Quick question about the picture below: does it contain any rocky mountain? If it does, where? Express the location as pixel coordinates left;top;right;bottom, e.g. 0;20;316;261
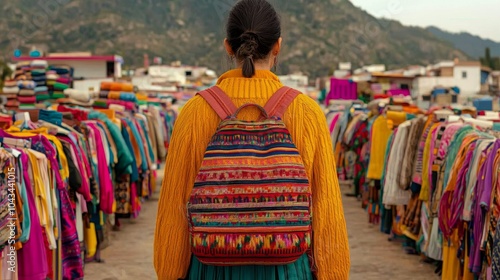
0;0;468;78
427;26;500;59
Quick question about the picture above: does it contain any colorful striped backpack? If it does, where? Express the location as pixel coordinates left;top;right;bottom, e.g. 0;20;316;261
187;86;313;266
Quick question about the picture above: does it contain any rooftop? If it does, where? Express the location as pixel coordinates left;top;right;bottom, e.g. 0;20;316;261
12;52;123;62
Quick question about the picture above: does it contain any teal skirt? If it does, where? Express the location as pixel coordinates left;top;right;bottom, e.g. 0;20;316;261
188;255;313;280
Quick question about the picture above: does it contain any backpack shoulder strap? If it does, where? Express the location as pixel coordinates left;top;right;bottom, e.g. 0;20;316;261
197;86;238;120
264;86;301;118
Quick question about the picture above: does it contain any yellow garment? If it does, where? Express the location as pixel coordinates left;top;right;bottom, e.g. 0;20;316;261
6;127;69;181
27;152;50;230
108;91;121;100
150;172;157;194
97;109;116;120
153;69;350;280
84;223;97;258
367;116;392;180
463;224;474;280
442;230;460;280
98;108;122;130
386;110;407;130
419;123;440;201
136;93;148;101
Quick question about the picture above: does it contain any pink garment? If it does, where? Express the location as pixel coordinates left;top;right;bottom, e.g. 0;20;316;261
387;88;411;97
56;77;71;84
18;152;48;280
58;135;91;201
329;113;340;134
86;123;114;214
437;124;462;162
105;99;135;110
326;78;357;104
130;182;140;218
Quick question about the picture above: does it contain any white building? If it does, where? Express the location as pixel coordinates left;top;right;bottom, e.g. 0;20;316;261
413;60;482;97
132;64;217;92
354;64;386;74
278;73;309;93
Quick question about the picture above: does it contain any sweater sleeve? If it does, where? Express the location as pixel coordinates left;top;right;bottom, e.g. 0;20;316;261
154;99;199;280
307;103;351;280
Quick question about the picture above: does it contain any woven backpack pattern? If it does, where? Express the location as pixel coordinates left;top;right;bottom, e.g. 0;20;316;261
187;86;312;266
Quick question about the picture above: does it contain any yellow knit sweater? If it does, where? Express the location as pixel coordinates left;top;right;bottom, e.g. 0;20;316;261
154;69;350;280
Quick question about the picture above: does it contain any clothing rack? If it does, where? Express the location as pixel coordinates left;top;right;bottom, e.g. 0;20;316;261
0;137;31;149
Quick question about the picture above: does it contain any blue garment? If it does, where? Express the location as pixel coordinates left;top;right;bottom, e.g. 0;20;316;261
442;126;474;189
493;123;500;132
39;109;63;126
119;93;137;102
125;119;148;172
15;151;31;243
138;118;155;164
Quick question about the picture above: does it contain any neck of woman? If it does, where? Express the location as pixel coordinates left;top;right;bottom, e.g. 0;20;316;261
235;58;273;72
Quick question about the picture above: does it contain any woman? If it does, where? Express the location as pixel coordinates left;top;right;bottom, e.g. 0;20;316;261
154;0;350;279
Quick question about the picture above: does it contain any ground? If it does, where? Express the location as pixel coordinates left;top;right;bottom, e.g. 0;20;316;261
84;173;440;280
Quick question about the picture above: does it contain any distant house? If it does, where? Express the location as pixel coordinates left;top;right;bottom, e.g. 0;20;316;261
414;60;483;98
132;63;217;94
278;73;308;90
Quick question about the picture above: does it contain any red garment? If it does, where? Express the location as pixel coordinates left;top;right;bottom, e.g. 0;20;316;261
56;106;88;121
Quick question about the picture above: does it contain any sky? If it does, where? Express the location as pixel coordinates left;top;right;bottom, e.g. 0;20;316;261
350;0;500;42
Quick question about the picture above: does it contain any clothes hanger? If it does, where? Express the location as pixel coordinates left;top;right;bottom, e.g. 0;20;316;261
61;123;84;137
462;116;493;129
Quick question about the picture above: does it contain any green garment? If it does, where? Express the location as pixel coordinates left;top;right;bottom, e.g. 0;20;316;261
188;254;313;280
36;94;52;102
88;111;134;175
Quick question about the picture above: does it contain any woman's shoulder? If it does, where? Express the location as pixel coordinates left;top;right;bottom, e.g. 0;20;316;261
291;92;325;119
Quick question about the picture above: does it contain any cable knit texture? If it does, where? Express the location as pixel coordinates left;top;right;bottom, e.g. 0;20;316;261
154;69;350;280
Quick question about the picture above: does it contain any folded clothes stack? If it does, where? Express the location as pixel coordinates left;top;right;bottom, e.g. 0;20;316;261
18;80;36;109
5;99;20;111
14;61;32;81
98;81;138;110
35;86;51;102
18;80;36;107
45;65;73;102
101;81;134;92
136;92;148;106
2;80;19;95
30;60;50;104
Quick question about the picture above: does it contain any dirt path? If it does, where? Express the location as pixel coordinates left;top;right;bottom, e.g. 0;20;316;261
84;175;440;280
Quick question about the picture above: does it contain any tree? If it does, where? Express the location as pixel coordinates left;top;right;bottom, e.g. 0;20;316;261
480;47;500;70
0;61;13;88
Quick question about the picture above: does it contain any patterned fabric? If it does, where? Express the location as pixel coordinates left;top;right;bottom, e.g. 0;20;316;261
399;116;426;190
411;122;433;185
188;116;312;266
492;220;500;280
